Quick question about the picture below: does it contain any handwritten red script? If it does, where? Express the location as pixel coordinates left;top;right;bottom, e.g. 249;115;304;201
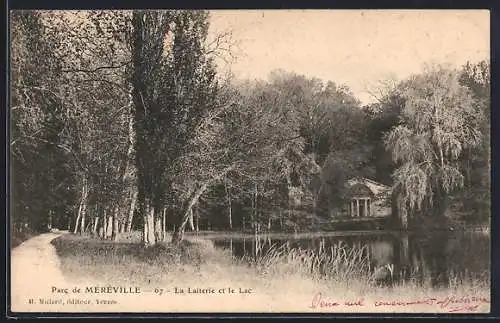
310;293;490;313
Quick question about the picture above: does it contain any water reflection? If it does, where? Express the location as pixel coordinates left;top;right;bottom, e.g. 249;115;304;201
212;231;490;287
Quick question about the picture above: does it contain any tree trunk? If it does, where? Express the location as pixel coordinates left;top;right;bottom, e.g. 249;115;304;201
154;208;162;244
195;207;199;232
81;178;89;234
84;220;92;233
143;211;148;245
47;211;53;230
111;217;119;241
147;206;155;244
93;217;99;235
162;207;167;241
99;209;107;239
225;179;232;229
172;212;190;245
171;167;234;244
122;96;136;233
143;201;155;246
106;214;113;239
74;180;87;234
228;197;232;230
172;181;211;245
251;182;258;233
188;208;195;231
111;207;119;241
398;197;408;230
79;211;85;234
73;213;81;234
79;201;87;234
119;221;125;234
126;191;138;232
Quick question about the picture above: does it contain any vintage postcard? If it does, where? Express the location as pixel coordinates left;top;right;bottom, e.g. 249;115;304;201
9;9;490;314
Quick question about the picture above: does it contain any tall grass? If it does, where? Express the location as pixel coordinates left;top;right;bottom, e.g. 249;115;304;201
46;233;490;312
51;233;232;286
239;239;489;293
242;241;371;284
51;232;489;300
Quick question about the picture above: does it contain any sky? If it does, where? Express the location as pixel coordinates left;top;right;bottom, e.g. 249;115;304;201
208;10;489;105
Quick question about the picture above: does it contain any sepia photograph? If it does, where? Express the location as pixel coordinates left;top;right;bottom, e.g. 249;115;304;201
9;9;491;314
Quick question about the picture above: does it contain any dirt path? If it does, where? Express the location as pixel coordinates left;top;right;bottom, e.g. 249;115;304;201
10;231;69;312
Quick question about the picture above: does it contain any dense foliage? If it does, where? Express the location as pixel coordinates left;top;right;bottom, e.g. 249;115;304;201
10;10;490;246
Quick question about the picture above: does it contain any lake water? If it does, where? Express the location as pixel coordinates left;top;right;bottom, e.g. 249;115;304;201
210;230;490;287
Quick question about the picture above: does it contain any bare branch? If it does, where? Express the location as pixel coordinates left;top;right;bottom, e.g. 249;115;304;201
61;61;131;74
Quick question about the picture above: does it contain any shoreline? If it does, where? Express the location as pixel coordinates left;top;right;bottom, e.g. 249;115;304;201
10;232;491;313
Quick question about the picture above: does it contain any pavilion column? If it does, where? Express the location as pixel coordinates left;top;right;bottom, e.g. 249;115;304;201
364;198;368;217
356;199;360;217
351;200;354;217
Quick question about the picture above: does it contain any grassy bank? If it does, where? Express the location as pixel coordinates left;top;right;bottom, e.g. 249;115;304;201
51;232;239;287
50;232;490;312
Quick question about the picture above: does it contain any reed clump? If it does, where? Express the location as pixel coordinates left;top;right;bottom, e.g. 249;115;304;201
243;241;371;283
